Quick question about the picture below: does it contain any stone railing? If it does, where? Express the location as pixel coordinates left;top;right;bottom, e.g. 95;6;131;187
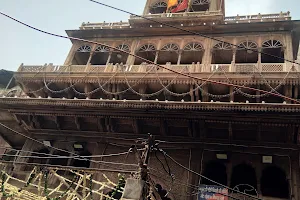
80;21;130;30
17;63;287;74
224;12;291;23
130;10;222;20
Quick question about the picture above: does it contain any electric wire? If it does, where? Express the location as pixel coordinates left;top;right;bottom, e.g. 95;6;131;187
0;122;139;172
161;149;262;200
0;160;134;174
0;11;299;104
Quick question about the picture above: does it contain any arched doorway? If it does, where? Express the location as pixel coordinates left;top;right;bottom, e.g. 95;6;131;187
110;44;130;64
134;44;157;65
181;42;204;64
72;45;91;65
201;161;227;186
157;43;180;65
261;40;284;63
236;41;259;64
230;163;257;195
211;42;233;64
261;166;289;199
90;45;110;65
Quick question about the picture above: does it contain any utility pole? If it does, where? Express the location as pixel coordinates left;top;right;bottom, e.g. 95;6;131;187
121;134;160;200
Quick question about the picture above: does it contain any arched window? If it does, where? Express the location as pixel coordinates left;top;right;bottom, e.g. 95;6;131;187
261;40;284;63
181;42;204;64
212;42;233;64
91;45;110;65
201;161;227;186
191;0;210;12
134;44;157;65
230;163;257;195
72;45;92;65
261;166;289;198
110;44;130;64
149;2;167;14
157;43;180;64
236;41;258;63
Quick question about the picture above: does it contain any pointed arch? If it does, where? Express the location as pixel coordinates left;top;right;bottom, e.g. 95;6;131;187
261;40;284;63
134;44;157;65
181;42;204;64
72;45;92;65
236;41;258;63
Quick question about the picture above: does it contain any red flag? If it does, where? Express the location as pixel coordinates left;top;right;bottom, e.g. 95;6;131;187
171;0;189;13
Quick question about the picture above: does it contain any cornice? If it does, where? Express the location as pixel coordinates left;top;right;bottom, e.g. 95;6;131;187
1;97;300;113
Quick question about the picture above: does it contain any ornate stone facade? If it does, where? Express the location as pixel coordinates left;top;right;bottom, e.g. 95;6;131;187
0;0;300;200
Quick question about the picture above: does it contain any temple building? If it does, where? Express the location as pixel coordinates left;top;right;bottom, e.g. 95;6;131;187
1;0;300;199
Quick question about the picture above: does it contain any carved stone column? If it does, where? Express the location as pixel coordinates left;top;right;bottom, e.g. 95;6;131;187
231;48;236;72
177;50;183;65
154;51;159;64
106;52;112;65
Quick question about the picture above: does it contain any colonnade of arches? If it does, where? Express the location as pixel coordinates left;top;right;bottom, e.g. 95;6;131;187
202;161;289;199
72;39;284;66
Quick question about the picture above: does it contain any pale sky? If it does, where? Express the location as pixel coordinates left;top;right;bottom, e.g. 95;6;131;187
0;0;299;71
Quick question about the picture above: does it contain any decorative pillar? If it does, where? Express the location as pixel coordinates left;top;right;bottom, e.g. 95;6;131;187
84;83;93;99
106;52;112;65
258;47;262;72
294;85;299;100
229;86;234;102
209;0;218;11
190;84;195;102
154;51;159;64
202;85;209;102
87;51;94;65
231;48;236;72
177;50;182;65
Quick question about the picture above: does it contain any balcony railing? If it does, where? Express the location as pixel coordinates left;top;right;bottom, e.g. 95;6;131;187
78;11;290;30
17;63;287;74
224;12;291;23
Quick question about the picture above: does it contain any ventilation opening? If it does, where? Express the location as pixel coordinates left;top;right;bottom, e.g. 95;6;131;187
202;161;227;186
230;163;257;195
261;166;289;199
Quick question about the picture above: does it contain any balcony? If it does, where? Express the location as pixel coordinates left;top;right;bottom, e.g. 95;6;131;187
17;63;287;74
